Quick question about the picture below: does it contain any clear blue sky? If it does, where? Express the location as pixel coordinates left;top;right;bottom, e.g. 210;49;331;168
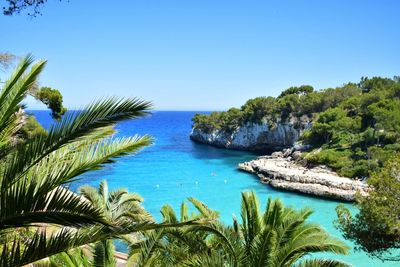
1;0;399;111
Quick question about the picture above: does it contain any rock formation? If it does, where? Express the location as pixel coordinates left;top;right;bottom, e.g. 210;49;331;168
238;150;370;201
190;122;301;151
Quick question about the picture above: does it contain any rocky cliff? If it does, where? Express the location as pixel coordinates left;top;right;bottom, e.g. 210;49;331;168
238;152;370;201
190;122;302;151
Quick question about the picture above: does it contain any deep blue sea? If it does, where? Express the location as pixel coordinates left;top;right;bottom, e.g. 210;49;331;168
33;110;396;267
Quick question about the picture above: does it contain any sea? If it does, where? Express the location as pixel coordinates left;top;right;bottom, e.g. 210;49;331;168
33;110;396;267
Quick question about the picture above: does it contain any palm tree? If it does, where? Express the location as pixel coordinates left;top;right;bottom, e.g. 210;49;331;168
34;247;93;267
132;192;351;267
0;55;197;266
77;180;153;267
128;197;221;267
229;191;351;267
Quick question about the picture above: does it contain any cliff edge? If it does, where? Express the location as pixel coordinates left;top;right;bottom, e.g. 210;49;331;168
190;122;302;151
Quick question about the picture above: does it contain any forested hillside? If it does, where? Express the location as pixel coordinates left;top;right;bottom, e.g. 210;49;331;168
192;77;400;178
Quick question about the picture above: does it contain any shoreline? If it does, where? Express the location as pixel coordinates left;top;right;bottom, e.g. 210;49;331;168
238;153;370;202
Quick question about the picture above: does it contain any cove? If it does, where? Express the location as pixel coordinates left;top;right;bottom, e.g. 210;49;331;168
33;110;397;267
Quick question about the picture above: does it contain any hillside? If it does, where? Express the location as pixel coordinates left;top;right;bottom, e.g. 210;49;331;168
191;77;400;178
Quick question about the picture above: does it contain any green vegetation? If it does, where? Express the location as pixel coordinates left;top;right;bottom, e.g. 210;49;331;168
192;84;360;134
0;55;170;266
78;180;153;267
34;86;67;119
193;75;400;261
193;77;400;178
303;77;400;178
130;191;350;266
336;155;400;262
1;52;67;142
0;56;352;266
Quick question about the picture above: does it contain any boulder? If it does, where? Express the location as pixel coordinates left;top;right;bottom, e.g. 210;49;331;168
292;151;302;161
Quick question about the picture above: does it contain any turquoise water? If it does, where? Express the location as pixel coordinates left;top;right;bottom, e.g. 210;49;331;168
33;110;396;267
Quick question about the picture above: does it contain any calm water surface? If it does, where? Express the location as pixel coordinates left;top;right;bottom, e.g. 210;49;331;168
33;110;396;267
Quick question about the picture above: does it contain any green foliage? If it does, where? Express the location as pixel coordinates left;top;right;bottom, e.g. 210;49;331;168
0;56;207;267
18;114;47;140
192;76;400;178
35;86;67;120
358;76;397;93
131;191;350;267
277;93;300;120
303;77;400;178
76;180;154;267
304;108;359;146
277;85;314;99
129;197;220;266
35;247;92;267
192;108;244;134
0;55;166;266
192;82;360;133
335;155;400;261
241;96;276;123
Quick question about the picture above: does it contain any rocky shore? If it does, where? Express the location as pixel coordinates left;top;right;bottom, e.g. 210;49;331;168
238;150;370;201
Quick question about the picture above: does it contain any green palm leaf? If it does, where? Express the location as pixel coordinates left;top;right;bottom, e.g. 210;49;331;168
0;56;158;266
295;259;352;267
2;97;152;189
0;184;107;230
1;219;202;267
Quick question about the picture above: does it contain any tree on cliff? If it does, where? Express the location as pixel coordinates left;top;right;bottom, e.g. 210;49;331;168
277;85;314;99
35;86;67;119
335;155;400;262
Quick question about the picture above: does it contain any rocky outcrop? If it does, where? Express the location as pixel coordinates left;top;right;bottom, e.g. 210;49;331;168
238;151;370;201
190;122;302;151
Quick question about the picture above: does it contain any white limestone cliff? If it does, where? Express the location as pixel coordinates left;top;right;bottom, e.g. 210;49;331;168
190;122;301;151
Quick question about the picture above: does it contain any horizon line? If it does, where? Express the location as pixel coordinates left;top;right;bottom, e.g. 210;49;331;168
26;109;218;112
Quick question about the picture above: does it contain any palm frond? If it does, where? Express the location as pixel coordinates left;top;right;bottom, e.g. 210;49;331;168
1;219;202;267
2;97;152;189
295;258;352;267
0;184;107;230
271;232;349;266
250;228;277;267
180;250;235;267
92;240;116;267
161;204;178;223
130;230;166;267
188;197;219;220
185;222;241;266
0;108;25;157
0;57;46;134
240;191;261;253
